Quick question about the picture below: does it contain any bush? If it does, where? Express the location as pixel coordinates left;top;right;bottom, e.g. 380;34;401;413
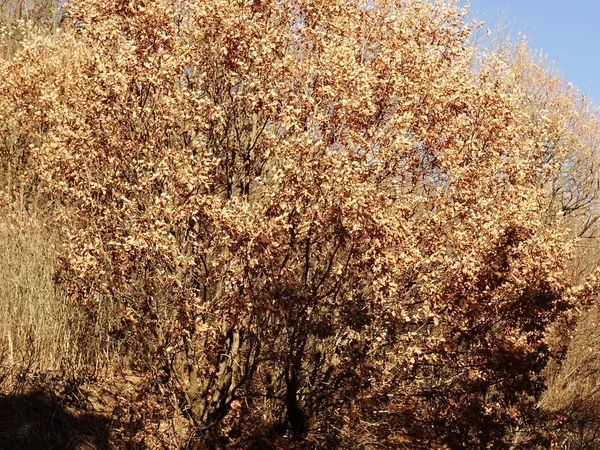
2;0;600;447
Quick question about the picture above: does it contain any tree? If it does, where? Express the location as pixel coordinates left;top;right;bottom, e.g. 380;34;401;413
0;0;63;59
481;37;600;450
1;0;598;447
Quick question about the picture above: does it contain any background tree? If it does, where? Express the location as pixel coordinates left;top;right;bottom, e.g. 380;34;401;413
0;0;63;59
480;35;600;450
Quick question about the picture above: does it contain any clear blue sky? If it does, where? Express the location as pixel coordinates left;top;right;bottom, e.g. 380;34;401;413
469;1;600;104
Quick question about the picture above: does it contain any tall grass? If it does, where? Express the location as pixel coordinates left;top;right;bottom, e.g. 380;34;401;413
0;205;80;390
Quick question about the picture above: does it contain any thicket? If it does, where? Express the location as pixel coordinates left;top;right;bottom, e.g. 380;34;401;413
2;0;600;448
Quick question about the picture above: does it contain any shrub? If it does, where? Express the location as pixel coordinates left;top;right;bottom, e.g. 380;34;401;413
2;0;599;447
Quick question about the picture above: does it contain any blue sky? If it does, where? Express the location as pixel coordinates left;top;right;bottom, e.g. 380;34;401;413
468;1;600;104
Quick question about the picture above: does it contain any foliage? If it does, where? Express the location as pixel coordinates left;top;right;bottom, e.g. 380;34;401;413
2;0;600;448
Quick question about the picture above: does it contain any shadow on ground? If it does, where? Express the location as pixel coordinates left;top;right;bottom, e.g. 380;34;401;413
0;390;110;450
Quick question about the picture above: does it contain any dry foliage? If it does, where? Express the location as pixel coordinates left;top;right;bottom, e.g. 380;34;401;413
0;0;62;60
2;0;600;448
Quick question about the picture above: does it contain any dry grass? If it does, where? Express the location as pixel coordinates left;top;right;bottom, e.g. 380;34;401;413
540;304;600;449
0;206;77;387
0;204;134;448
0;182;132;385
